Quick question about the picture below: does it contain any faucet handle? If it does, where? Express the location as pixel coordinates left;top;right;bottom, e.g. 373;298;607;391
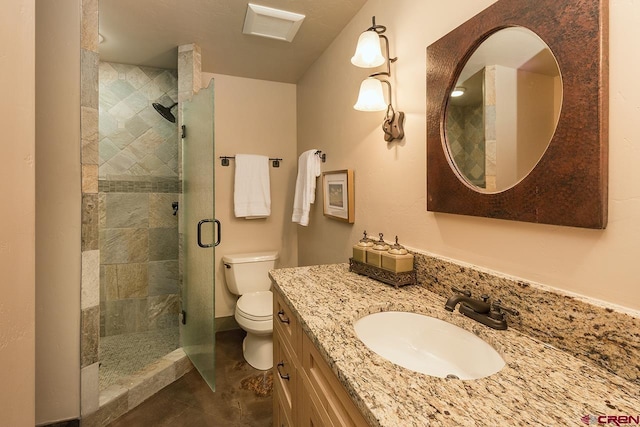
451;286;471;297
491;300;519;316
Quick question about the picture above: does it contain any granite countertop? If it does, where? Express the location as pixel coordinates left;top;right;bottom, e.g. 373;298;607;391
269;264;640;427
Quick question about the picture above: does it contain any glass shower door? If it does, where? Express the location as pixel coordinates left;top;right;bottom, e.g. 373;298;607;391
182;81;216;390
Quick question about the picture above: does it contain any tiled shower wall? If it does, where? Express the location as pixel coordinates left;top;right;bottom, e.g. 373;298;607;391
484;65;498;192
98;62;180;337
446;103;485;187
98;62;178;179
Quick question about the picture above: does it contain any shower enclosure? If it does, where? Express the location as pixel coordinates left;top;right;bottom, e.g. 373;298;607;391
182;81;216;388
97;62;216;391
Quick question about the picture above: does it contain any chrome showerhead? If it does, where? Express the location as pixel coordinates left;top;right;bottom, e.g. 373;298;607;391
152;102;178;123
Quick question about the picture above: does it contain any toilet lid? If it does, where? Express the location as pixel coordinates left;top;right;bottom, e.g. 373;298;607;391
236;291;273;319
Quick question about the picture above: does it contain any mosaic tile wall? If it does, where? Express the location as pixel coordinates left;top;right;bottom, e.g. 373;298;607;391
98;62;180;338
446;103;485;187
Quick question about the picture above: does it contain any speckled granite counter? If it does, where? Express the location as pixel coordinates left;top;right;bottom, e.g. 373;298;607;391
270;264;640;427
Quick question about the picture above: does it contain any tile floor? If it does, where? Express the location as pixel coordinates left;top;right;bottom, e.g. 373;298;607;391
107;329;273;426
100;327;180;389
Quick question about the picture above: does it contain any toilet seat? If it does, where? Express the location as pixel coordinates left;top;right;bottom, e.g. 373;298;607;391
236;291;273;321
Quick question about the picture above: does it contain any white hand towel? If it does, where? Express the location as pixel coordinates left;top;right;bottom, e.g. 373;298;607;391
234;154;271;218
292;149;321;226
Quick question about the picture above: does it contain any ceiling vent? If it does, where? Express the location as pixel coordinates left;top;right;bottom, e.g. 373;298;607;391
242;3;305;42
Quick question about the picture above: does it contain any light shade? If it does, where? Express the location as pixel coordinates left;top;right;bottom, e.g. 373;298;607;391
451;87;466;97
354;78;387;111
351;30;385;68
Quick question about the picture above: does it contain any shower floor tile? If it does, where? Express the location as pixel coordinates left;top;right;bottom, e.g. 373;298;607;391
107;329;272;426
100;327;180;390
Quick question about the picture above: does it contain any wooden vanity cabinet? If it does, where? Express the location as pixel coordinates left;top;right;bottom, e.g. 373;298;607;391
273;291;369;427
273;326;297;427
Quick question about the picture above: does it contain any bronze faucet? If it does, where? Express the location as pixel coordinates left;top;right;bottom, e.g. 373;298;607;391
444;287;519;330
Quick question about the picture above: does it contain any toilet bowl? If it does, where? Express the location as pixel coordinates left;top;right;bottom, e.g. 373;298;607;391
222;251;278;370
235;290;273;370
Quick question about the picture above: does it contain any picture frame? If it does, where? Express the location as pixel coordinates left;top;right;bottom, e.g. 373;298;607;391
322;170;354;223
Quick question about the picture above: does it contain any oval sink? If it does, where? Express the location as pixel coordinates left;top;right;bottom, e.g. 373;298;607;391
354;311;505;380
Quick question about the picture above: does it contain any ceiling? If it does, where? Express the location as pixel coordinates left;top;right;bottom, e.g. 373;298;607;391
99;0;367;83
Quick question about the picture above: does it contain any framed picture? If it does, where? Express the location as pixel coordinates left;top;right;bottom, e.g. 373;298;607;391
322;169;354;223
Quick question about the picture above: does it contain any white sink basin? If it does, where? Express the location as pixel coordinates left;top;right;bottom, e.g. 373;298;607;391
354;311;505;380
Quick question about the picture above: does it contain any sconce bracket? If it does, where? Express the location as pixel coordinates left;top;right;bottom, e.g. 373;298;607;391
368;16;387;34
383;111;405;142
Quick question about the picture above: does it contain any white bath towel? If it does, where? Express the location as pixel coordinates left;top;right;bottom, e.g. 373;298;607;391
234;154;271;218
292;149;321;226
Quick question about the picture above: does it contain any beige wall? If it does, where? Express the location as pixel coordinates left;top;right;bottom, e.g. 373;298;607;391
0;0;36;425
494;65;518;189
517;69;557;180
202;73;298;317
297;0;640;311
35;0;82;423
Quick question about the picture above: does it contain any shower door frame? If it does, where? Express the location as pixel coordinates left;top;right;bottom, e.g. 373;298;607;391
181;80;217;391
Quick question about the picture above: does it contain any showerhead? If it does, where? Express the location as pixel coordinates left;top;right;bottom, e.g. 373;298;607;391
152;102;178;123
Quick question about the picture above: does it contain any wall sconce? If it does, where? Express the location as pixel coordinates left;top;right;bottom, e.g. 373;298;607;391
352;16;405;142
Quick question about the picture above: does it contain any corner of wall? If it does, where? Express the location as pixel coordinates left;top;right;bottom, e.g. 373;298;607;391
1;0;36;425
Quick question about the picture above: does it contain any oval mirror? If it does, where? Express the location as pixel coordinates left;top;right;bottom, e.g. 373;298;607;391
444;27;562;193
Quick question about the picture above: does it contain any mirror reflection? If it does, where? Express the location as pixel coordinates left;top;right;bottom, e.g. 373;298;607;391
445;27;562;193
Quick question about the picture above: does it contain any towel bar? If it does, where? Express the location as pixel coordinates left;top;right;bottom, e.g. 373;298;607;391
219;156;283;167
219;151;325;167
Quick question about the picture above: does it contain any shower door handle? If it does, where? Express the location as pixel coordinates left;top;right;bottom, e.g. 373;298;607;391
197;219;221;248
214;219;221;246
197;219;213;248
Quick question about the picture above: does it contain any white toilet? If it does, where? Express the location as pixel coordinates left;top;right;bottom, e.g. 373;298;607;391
222;251;278;370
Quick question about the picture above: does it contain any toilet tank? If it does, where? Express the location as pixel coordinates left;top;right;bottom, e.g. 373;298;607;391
222;251;279;295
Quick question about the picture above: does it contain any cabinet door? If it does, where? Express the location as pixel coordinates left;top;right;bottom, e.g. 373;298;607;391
274;291;300;355
274;383;295;427
302;334;370;427
300;387;330;427
274;327;297;424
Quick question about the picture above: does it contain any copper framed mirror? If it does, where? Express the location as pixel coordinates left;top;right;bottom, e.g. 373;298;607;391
426;0;608;229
